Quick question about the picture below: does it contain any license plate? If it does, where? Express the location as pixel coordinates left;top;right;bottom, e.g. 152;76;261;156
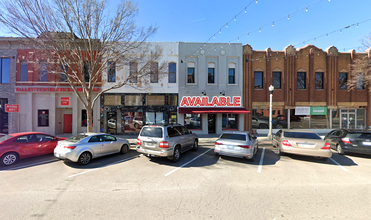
145;142;155;148
362;142;371;146
298;144;315;148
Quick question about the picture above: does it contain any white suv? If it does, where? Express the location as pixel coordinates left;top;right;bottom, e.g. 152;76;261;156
136;125;198;162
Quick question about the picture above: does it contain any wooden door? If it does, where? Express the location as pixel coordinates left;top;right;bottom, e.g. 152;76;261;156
63;114;72;133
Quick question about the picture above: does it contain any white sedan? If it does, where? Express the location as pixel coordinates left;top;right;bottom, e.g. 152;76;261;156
54;133;130;165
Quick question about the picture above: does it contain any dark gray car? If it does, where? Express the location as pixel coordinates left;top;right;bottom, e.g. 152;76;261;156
324;129;371;155
136;125;198;162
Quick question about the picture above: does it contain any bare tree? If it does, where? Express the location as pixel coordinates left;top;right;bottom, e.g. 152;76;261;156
0;0;164;132
348;35;371;92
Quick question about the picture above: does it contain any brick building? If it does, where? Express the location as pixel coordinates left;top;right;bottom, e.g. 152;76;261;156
243;44;370;132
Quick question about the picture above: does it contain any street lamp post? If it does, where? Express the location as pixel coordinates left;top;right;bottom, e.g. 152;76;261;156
268;85;274;140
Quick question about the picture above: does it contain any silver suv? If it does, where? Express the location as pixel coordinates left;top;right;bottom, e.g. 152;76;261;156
136;124;198;162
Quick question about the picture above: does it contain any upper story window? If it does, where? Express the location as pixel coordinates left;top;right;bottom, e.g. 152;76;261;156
0;58;11;84
272;72;281;89
129;61;137;83
297;72;306;89
254;71;263;89
356;73;365;90
228;63;236;84
208;62;215;84
150;62;158;83
83;62;89;82
187;62;195;84
20;60;28;81
61;64;68;82
107;62;116;82
339;72;348;90
315;72;324;89
168;62;176;83
39;61;47;82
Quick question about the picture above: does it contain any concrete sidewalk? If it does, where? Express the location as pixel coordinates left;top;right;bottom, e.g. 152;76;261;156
56;133;273;146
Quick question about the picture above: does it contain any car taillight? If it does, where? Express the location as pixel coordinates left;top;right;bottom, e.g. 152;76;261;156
282;140;292;147
159;141;169;148
215;142;223;145
342;138;351;144
238;145;251;148
321;143;331;149
64;146;76;149
137;138;141;145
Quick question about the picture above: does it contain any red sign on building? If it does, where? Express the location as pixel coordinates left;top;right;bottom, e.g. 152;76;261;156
5;104;19;112
61;97;69;106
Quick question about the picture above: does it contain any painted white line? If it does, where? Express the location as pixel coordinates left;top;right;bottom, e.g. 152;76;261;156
165;148;213;177
0;159;59;172
257;147;265;173
69;155;140;178
329;157;348;172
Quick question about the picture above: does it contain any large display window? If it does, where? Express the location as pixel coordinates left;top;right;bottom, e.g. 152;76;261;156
184;114;201;130
222;114;237;130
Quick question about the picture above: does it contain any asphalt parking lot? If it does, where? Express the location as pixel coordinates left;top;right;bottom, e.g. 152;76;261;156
1;137;371;219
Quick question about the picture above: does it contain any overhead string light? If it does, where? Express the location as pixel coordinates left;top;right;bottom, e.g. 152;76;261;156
292;17;371;47
186;0;332;62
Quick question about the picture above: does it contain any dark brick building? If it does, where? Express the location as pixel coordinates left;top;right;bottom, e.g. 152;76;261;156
243;44;370;132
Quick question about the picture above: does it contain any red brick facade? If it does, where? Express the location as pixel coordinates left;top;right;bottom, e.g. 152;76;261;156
243;44;371;131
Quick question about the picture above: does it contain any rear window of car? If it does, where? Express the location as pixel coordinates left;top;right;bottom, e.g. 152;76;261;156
140;127;163;138
347;133;371;139
220;133;246;141
0;135;13;142
284;132;321;139
65;134;89;143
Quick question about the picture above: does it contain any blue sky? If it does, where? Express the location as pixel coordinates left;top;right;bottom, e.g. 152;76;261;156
132;0;371;52
1;0;370;52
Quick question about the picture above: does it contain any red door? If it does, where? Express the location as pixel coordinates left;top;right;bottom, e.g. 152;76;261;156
63;114;72;133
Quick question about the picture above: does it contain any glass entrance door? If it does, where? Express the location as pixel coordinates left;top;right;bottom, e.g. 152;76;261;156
341;112;356;129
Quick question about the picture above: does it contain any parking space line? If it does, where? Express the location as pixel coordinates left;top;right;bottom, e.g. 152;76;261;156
68;155;140;178
0;159;59;172
165;149;212;177
257;147;265;173
329;157;348;172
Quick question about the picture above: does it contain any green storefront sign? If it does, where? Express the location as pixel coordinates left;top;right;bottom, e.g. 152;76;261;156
310;107;327;115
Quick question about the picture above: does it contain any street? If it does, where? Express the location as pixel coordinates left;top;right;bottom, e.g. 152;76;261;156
1;142;370;220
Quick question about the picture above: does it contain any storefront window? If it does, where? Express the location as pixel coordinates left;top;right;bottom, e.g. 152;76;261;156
169;113;177;125
222;114;237;130
184;114;201;130
146;95;165;106
122;112;143;133
252;108;287;129
125;95;142;106
38;110;49;127
107;111;117;134
146;112;164;125
168;95;177;106
104;95;121;106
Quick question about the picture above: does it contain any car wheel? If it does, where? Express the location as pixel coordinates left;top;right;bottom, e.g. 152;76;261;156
1;152;18;166
120;144;129;154
78;152;92;165
277;146;284;156
192;139;198;151
259;124;268;129
276;124;283;129
336;145;344;155
168;146;181;162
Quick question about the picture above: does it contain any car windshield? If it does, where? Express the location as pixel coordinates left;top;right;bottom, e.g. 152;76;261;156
65;134;89;143
220;133;246;141
140;127;163;138
347;133;371;139
0;135;13;142
284;132;321;139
